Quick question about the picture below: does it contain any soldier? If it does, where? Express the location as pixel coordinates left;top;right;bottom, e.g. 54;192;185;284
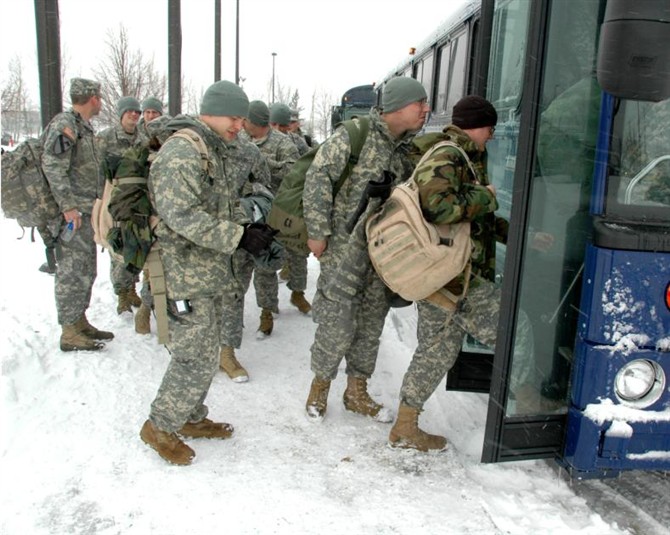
288;108;311;155
268;102;313;315
241;100;300;337
387;96;537;451
139;80;276;465
137;96;164;146
97;96;144;315
41;77;114;352
303;77;430;422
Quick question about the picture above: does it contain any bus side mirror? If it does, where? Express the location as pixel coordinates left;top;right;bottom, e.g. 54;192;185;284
597;0;670;102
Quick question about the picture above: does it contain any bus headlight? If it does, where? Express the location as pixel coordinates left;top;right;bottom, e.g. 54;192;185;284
614;359;665;408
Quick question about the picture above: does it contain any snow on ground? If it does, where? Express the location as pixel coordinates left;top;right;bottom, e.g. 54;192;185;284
0;217;653;535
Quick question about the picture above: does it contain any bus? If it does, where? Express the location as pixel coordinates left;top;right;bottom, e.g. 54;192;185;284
330;84;376;132
376;0;670;477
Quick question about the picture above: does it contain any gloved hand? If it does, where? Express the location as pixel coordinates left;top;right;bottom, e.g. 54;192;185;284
237;223;276;256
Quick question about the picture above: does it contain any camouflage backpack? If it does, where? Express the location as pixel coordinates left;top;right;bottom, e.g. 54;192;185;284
1;138;61;232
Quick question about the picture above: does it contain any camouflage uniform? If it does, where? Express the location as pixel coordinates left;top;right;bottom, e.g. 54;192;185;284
240;128;300;315
147;115;247;432
304;108;417;380
219;136;272;348
97;123;143;294
41;105;102;326
289;130;310;156
399;126;533;409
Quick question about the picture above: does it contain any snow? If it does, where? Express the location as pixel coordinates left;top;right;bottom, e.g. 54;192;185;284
0;217;656;535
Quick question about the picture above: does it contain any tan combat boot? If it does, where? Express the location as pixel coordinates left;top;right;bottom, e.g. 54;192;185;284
290;291;312;314
134;303;151;335
219;346;249;383
60;323;105;352
140;419;195;465
305;376;331;421
116;289;132;314
279;263;289;281
342;375;393;423
388;403;448;452
76;314;114;340
127;286;142;307
258;308;274;336
178;418;234;440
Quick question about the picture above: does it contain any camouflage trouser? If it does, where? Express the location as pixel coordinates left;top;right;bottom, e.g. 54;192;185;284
55;214;97;325
310;268;390;380
399;279;534;408
220;250;253;348
149;294;223;432
109;251;138;294
286;250;308;292
253;267;279;313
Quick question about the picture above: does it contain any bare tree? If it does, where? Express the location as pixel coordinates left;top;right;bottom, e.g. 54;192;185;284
93;24;167;128
311;88;336;142
1;55;40;141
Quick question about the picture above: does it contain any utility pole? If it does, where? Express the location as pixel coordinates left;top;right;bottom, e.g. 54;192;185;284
168;0;182;115
34;0;62;129
271;52;277;103
214;0;221;81
235;0;240;85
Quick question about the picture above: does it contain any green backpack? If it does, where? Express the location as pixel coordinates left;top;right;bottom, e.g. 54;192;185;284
267;116;370;254
1;138;61;232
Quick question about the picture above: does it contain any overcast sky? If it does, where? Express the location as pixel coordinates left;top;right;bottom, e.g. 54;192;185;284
1;0;466;117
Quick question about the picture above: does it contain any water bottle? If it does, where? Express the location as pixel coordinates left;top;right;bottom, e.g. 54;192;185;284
61;220;76;242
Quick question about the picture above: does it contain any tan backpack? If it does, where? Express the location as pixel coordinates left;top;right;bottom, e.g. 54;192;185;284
366;140;477;308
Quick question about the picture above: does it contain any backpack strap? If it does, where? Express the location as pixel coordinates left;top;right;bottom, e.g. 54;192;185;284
170;128;211;176
410;140;479;185
146;245;169;345
333;116;370;196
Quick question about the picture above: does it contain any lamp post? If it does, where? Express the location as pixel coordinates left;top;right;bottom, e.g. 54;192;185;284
271;52;277;103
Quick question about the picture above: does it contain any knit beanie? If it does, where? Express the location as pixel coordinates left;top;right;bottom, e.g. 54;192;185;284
452;96;498;129
382;77;427;113
116;96;141;119
200;80;249;117
248;100;270;126
141;97;163;115
269;103;291;126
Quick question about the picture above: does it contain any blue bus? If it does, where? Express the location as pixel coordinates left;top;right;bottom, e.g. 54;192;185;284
330;84;376;133
376;0;670;477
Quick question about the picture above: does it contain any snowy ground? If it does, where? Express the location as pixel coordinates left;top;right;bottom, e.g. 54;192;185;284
0;217;667;535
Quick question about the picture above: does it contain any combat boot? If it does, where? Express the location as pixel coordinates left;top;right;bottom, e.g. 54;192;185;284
75;314;114;341
290;291;312;314
388;403;447;452
342;375;393;423
219;346;249;383
116;289;133;315
258;308;274;336
140;420;195;465
178;418;234;439
127;286;142;307
134;303;151;335
60;324;105;352
305;376;331;421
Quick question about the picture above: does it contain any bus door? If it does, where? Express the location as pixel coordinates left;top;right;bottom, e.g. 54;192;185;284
444;0;607;463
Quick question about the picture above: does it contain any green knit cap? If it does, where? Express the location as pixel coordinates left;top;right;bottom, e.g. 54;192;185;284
141;97;163;114
248;100;270;126
116;96;141;119
269;103;291;126
200;80;249;117
382;77;427;113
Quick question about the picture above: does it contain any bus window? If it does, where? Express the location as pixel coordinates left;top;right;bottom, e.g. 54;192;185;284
435;29;468;118
419;52;434;107
607;98;670;218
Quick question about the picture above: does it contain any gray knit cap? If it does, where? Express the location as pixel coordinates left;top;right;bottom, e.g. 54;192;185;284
141;97;163;115
69;78;101;100
382;77;427;113
200;80;249;117
248;100;270;126
269;103;291;126
116;96;141;119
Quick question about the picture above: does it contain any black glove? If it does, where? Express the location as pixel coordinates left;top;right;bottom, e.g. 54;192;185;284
237;223;276;256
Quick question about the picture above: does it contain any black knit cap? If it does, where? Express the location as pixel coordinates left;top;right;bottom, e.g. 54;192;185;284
452;95;498;129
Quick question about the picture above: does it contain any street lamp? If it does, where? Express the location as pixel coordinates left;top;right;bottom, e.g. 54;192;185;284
271;52;277;103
